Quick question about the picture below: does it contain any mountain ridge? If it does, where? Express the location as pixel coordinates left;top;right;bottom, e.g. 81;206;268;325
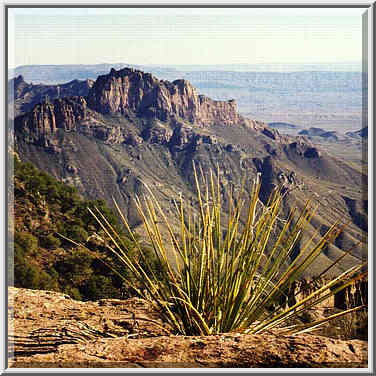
86;67;253;128
12;67;367;276
9;64;363;135
8;75;93;119
14;67;267;150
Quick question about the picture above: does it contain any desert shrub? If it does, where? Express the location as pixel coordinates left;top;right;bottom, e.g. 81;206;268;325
82;275;121;301
13;242;25;258
54;249;93;286
14;260;41;289
46;266;59;281
13;159;144;301
37;270;60;291
91;166;367;336
65;225;88;243
40;233;61;249
63;286;82;301
13;252;58;291
14;232;38;254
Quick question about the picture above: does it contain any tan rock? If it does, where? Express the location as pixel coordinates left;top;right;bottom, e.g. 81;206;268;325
8;287;368;369
87;67;253;128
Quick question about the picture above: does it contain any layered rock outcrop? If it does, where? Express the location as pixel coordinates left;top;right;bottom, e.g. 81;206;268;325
11;75;29;100
87;68;157;115
8;287;368;368
87;67;248;127
15;97;89;145
9;75;94;119
14;67;263;149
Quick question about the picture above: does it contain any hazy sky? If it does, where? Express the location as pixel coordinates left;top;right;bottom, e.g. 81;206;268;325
8;7;365;68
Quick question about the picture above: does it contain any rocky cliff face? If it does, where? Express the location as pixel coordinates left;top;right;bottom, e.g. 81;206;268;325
10;75;30;100
87;67;250;127
14;67;263;148
14;97;89;146
9;75;94;119
87;68;157;115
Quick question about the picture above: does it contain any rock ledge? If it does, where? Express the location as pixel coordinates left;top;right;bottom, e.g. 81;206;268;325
8;287;368;368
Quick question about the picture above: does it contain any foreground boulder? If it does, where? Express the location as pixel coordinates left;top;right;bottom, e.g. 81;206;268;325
8;287;368;368
8;287;367;368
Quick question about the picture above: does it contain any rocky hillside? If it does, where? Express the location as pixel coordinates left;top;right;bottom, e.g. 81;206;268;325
11;156;164;301
12;67;367;277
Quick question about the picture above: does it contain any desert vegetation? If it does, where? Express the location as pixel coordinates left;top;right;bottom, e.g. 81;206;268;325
11;157;367;339
90;164;367;336
11;158;164;301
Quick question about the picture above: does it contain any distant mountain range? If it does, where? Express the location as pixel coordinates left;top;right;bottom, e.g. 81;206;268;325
299;127;368;142
9;62;362;82
299;127;344;141
10;66;367;277
9;63;363;132
346;127;368;140
9;64;363;90
268;122;299;130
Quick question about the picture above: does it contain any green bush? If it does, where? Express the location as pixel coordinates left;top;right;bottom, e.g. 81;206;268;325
83;275;121;301
37;270;60;291
66;225;88;243
54;249;93;286
14;259;40;289
14;232;38;254
13;242;25;258
63;286;82;301
13;253;58;291
46;266;59;281
13;159;142;301
40;233;61;249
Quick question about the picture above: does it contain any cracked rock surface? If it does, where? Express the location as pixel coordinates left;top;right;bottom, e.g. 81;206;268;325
8;287;367;368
